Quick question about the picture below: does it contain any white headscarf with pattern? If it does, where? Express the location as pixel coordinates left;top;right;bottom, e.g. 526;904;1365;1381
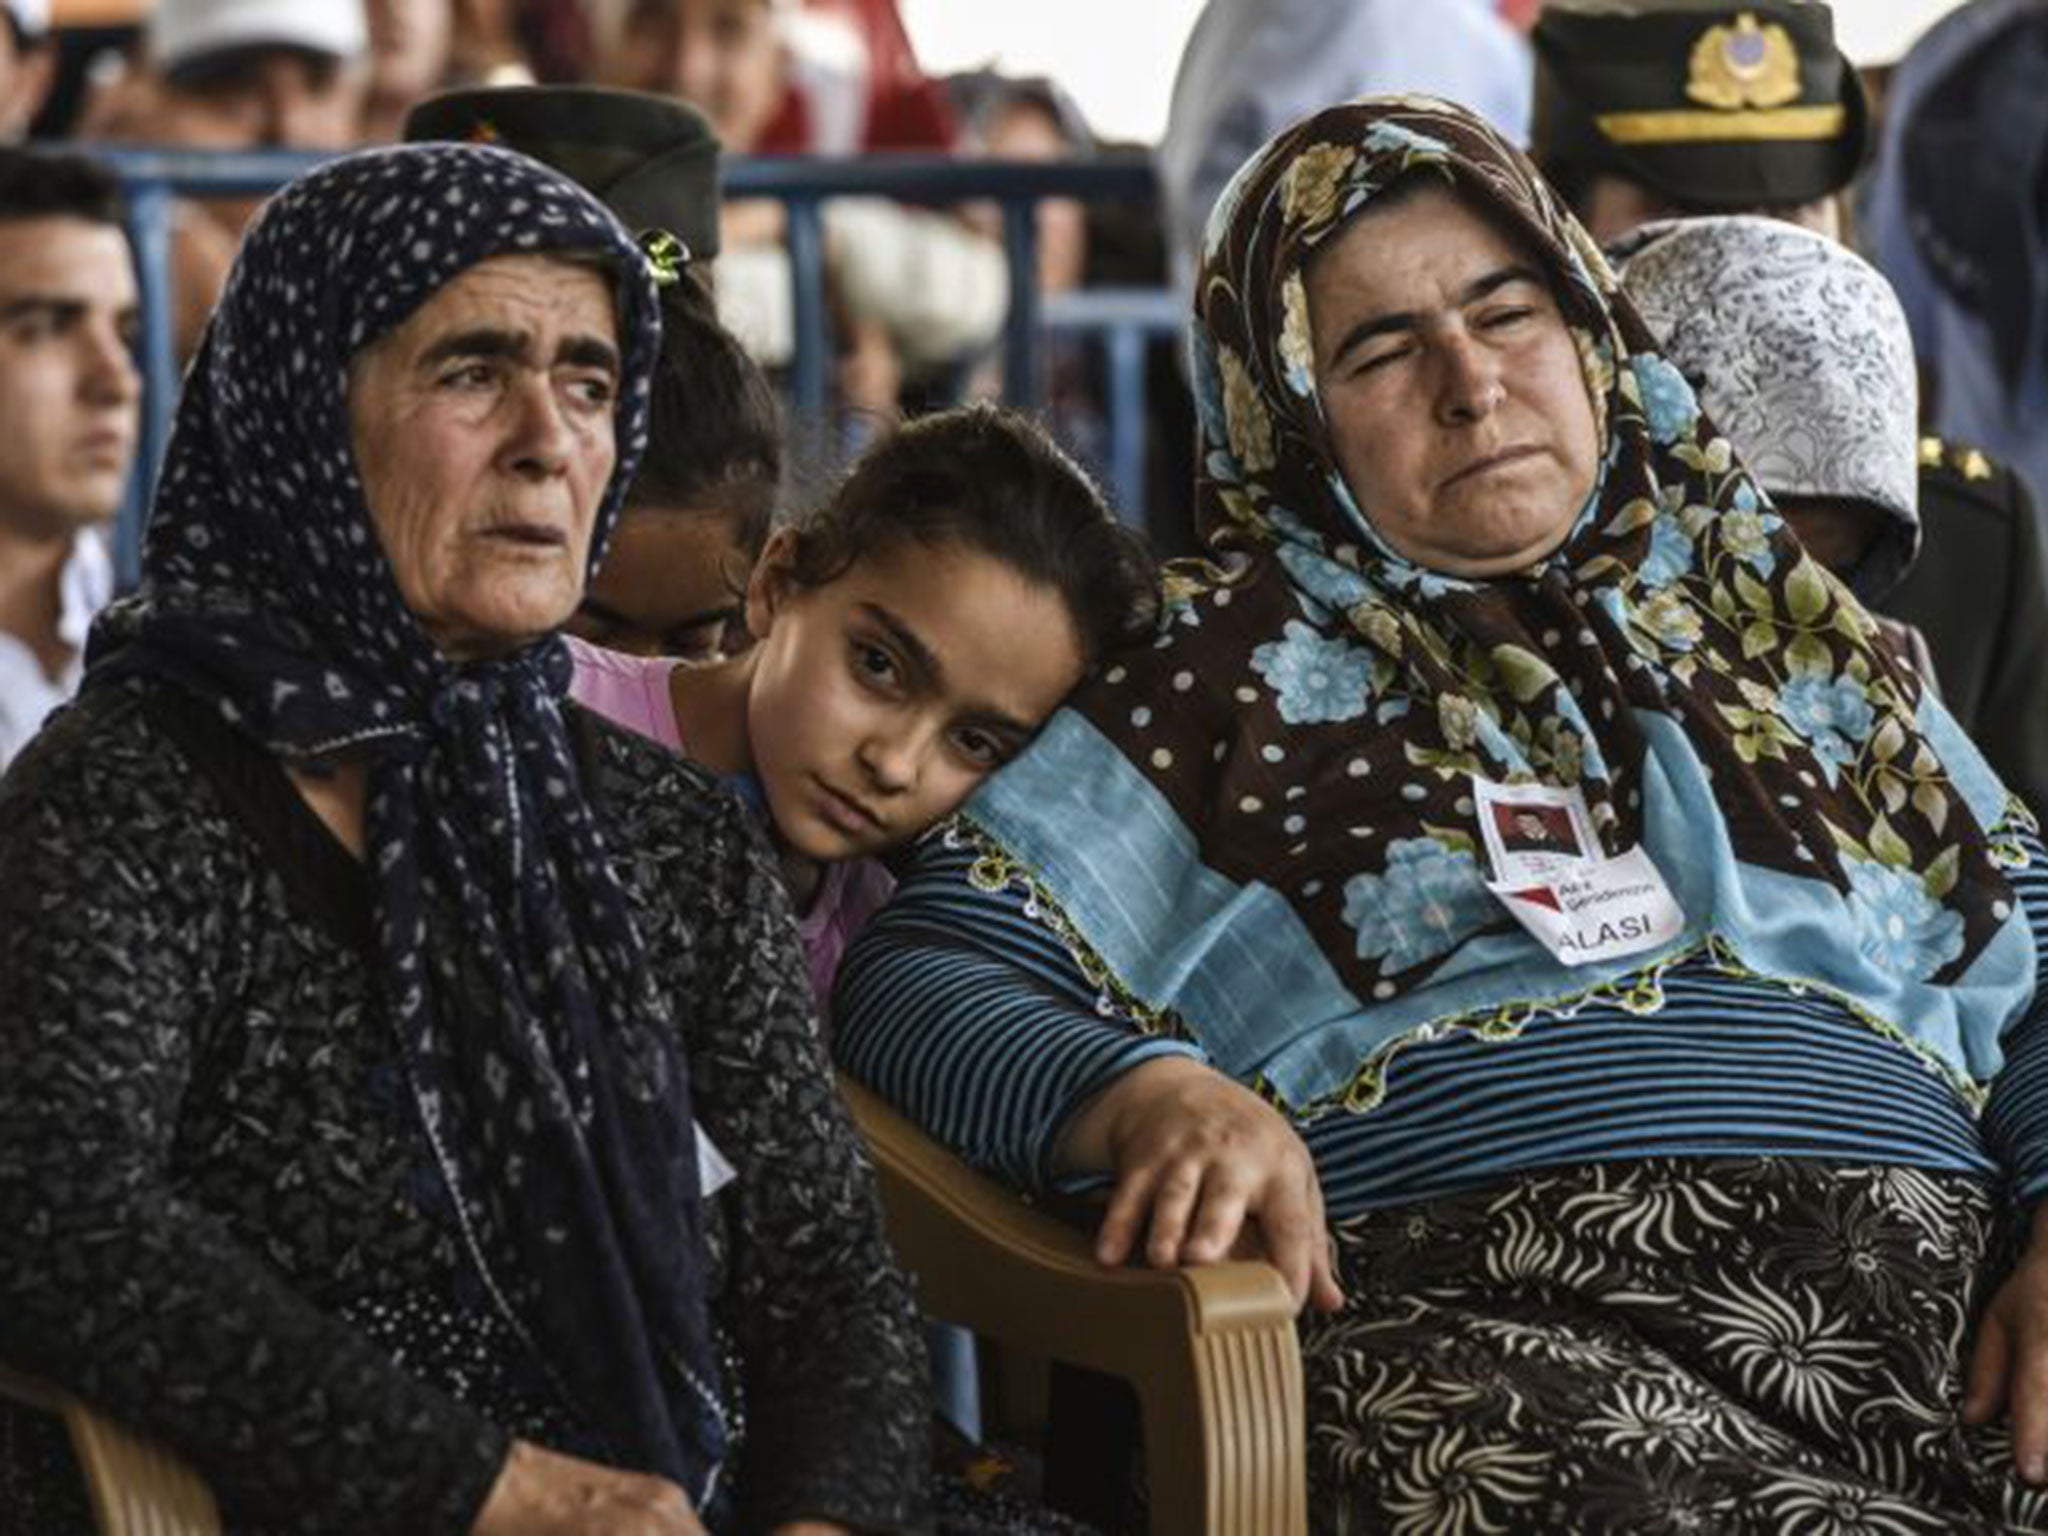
1615;215;1921;598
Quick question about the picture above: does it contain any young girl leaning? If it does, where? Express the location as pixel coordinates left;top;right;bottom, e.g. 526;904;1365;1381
569;401;1161;1014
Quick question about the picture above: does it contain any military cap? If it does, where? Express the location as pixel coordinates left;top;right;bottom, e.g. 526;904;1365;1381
1533;2;1868;210
404;86;724;263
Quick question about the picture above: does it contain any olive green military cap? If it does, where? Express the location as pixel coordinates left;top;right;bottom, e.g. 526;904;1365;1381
404;85;724;262
1532;2;1868;209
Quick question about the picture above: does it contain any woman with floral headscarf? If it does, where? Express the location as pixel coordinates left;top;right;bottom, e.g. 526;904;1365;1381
0;143;925;1535
838;94;2048;1528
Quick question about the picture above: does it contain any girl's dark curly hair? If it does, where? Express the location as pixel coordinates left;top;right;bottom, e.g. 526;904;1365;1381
784;403;1161;668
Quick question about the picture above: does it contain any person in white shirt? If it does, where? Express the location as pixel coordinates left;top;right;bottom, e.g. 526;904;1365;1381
0;148;139;771
1157;0;1534;300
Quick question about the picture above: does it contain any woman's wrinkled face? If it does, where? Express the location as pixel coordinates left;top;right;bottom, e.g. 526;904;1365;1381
1304;182;1601;577
349;253;622;659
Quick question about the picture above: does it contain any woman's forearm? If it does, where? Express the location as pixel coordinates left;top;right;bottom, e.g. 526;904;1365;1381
834;840;1204;1192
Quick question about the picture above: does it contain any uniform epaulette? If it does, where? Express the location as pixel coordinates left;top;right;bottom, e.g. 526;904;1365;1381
1919;434;1999;483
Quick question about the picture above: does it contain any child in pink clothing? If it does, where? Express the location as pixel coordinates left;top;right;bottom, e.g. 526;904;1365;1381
567;633;895;1010
569;405;1159;1017
566;638;687;753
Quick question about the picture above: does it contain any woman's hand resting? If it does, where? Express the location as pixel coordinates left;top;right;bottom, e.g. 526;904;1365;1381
1968;1201;2048;1483
1054;1055;1345;1314
472;1441;706;1536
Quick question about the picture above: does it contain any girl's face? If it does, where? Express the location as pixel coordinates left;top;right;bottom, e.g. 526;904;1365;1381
743;533;1088;862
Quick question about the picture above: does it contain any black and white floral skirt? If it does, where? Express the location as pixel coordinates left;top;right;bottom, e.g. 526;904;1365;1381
1303;1157;2048;1534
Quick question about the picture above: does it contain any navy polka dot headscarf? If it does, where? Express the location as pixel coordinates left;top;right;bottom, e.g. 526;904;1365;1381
89;144;729;1502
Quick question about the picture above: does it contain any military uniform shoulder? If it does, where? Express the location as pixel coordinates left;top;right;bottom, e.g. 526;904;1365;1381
1918;433;2027;519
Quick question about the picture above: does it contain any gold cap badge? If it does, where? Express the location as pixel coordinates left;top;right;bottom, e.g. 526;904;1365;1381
1686;12;1803;111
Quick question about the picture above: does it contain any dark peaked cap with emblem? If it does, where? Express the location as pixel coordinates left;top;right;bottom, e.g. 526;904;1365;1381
403;85;724;261
1533;1;1868;209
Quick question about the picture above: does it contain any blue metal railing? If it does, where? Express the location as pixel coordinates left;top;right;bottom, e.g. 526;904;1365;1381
95;146;1184;585
1037;284;1184;521
101;147;328;583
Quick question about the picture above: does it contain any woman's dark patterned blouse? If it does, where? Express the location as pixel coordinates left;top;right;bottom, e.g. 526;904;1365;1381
0;676;930;1535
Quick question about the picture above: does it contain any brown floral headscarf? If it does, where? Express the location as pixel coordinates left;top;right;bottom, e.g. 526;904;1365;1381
965;95;2031;1117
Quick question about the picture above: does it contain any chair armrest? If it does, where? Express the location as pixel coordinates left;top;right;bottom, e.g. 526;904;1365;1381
0;1364;223;1536
839;1074;1307;1536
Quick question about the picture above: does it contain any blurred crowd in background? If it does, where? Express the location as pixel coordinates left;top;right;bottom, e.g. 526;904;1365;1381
1;0;2041;768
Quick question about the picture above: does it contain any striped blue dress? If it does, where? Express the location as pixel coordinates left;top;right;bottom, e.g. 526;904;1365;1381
837;822;2048;1219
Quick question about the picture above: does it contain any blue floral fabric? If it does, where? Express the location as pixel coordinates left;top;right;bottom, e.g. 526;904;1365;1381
967;96;2032;1115
84;146;731;1504
1779;674;1877;785
1252;621;1375;724
1632;353;1699;445
1640;517;1696;588
1343;839;1496;973
1844;857;1968;980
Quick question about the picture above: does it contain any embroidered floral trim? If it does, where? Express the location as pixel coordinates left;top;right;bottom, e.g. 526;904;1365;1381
1702;937;1988;1111
1323;949;1700;1118
1325;931;1990;1119
949;817;1194;1044
1992;795;2041;870
947;815;2004;1124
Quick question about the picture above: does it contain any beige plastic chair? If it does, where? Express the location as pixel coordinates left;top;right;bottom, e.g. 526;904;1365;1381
0;1364;222;1536
838;1075;1309;1536
1;1085;1310;1536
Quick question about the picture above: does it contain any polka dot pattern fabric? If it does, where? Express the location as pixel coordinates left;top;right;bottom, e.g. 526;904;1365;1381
85;144;731;1503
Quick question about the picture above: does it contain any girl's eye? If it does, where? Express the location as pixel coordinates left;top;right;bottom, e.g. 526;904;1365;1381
852;640;900;688
565;375;615;411
1479;305;1536;331
443;362;496;390
952;728;1006;769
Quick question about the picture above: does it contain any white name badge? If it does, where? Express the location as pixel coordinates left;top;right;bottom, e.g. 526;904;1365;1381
1472;775;1684;968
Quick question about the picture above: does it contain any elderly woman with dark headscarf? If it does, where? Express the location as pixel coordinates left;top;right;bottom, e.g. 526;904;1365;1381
0;142;925;1536
839;95;2048;1529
